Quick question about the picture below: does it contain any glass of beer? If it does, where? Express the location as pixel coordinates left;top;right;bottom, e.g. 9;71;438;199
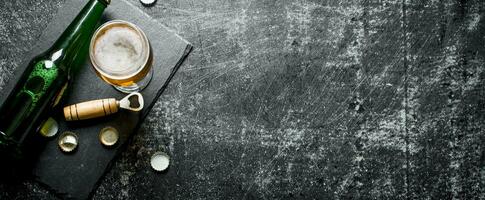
89;20;153;93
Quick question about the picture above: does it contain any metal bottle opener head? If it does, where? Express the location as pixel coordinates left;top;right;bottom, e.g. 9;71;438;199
118;92;144;111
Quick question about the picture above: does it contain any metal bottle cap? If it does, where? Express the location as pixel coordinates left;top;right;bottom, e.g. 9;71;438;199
39;117;59;137
140;0;156;6
99;126;119;147
150;152;170;172
58;131;78;153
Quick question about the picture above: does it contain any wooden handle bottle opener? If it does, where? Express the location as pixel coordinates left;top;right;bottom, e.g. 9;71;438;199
64;92;144;121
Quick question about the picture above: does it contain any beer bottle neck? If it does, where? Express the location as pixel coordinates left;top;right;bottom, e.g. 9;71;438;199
50;0;108;70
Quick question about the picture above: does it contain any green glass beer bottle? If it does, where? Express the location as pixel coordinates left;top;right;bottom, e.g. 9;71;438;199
0;0;110;156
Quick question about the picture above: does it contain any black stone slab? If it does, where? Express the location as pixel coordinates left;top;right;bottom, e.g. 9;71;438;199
0;0;192;199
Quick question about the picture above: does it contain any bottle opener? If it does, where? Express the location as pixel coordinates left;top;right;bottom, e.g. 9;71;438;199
63;92;144;121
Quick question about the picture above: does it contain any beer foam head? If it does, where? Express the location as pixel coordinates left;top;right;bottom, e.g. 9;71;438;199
93;25;147;77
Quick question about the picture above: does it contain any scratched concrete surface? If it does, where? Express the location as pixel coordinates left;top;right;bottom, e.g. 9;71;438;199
1;0;485;199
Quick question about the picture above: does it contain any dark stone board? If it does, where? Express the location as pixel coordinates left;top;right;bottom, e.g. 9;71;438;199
0;0;191;199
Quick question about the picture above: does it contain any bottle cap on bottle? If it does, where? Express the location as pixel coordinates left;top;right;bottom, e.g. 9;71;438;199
58;131;78;153
99;126;119;147
101;0;111;5
150;152;170;172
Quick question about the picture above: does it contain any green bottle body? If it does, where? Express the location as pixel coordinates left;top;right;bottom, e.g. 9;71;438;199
0;0;109;155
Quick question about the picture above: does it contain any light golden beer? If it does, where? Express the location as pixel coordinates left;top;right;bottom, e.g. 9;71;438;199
90;20;152;93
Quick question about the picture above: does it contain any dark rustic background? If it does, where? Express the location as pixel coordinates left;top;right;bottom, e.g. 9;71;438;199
1;0;485;199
